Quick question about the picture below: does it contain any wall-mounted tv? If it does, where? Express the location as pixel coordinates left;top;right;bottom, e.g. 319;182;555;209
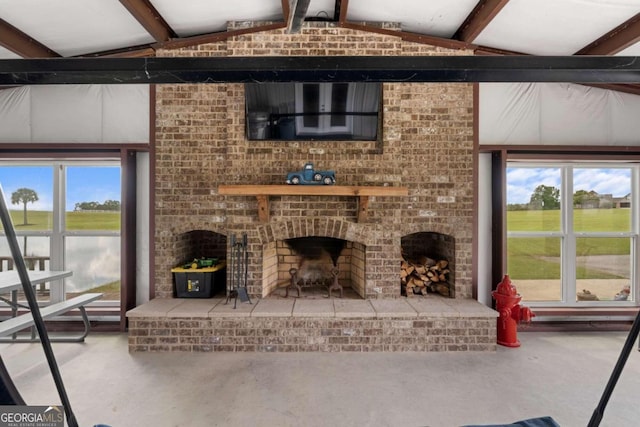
245;82;381;141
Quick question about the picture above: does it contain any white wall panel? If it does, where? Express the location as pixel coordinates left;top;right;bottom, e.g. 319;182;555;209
610;90;640;144
479;83;540;145
480;83;640;146
0;86;31;142
103;85;150;143
539;84;609;144
31;85;102;143
0;85;149;144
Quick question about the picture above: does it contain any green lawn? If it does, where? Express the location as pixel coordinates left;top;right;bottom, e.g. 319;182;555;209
7;210;120;231
507;208;631;280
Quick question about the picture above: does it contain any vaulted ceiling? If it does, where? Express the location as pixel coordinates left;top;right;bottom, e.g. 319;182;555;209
1;0;640;91
2;0;640;59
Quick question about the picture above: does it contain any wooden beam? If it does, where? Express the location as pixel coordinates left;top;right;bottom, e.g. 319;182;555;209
156;23;287;50
357;196;370;223
339;22;474;51
118;0;176;42
78;45;156;58
336;0;349;24
454;0;510;43
0;18;59;58
282;0;291;23
287;0;311;34
256;195;269;223
587;83;640;97
576;12;640;55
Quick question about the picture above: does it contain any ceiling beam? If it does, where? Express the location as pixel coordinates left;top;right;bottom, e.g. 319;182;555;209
576;12;640;55
339;22;474;50
282;0;290;23
2;55;640;85
0;18;59;58
155;23;287;50
287;0;311;33
118;0;176;42
454;0;510;42
78;45;156;58
588;83;640;96
336;0;348;23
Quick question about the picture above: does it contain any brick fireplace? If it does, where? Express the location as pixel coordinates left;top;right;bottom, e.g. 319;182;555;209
127;22;497;352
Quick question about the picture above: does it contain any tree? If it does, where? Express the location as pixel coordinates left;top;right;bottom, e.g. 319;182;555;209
529;185;560;210
11;188;38;225
573;189;600;208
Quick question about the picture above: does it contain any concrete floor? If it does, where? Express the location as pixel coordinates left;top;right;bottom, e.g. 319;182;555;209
0;331;639;427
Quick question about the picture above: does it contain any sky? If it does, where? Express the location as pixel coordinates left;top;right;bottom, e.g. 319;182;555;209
507;167;632;204
0;165;120;211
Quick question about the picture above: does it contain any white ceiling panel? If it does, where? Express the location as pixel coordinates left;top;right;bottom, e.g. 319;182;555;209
474;0;640;55
0;46;20;59
306;0;337;21
0;0;155;56
150;0;284;37
347;0;478;37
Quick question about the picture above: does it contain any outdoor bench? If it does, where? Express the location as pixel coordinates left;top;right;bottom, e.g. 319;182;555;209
0;292;103;343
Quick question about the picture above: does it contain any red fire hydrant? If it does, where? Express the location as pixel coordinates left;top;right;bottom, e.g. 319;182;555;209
492;275;534;347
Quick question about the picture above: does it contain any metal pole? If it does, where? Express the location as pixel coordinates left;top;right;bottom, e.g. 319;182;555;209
587;308;640;427
0;185;78;427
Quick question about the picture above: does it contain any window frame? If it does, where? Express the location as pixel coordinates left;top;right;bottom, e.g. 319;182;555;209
0;159;121;308
506;160;639;308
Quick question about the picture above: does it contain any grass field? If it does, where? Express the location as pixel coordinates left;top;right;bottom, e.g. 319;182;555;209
7;210;120;231
507;208;631;280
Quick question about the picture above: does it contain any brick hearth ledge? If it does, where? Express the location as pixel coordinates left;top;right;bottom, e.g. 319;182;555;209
127;298;498;352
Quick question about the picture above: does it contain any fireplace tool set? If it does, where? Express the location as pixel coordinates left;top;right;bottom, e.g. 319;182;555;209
225;232;252;309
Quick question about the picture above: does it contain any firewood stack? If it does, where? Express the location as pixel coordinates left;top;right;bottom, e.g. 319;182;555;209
401;255;450;297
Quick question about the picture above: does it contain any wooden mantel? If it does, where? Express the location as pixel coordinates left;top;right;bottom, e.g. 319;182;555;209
218;185;408;223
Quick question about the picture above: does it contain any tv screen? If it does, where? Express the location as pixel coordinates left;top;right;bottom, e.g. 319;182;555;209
245;82;381;141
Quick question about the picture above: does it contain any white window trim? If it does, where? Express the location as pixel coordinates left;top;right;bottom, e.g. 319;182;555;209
507;161;639;308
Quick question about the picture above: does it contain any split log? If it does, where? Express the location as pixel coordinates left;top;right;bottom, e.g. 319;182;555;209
414;264;427;275
435;284;449;297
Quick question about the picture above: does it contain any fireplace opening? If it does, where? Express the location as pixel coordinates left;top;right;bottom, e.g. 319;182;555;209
262;236;366;299
401;232;455;298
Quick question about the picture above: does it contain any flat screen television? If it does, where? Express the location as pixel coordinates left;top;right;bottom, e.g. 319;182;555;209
245;82;381;141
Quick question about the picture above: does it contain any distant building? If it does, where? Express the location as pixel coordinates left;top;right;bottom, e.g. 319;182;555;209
612;193;631;209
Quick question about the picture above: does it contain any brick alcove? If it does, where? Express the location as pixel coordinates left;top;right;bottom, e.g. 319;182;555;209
401;231;456;298
172;230;227;267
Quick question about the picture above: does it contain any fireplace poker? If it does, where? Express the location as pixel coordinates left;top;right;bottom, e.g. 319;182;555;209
225;233;251;308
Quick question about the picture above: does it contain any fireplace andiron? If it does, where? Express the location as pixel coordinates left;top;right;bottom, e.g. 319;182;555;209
285;266;343;298
226;233;252;309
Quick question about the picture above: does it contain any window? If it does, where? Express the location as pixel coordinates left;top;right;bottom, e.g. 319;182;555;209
245;82;381;141
506;163;637;306
0;161;121;305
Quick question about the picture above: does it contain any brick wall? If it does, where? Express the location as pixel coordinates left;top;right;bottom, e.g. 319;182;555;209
154;22;475;300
